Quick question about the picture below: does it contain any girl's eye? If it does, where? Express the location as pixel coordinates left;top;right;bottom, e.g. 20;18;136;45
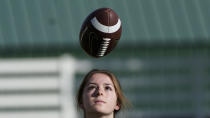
105;86;112;91
88;86;96;90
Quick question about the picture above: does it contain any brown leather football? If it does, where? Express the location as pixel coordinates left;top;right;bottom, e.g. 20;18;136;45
79;8;122;58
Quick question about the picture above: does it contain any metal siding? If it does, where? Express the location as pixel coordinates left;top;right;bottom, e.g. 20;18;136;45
0;0;210;52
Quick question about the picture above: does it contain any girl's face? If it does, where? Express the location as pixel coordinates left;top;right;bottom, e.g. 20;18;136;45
82;73;120;115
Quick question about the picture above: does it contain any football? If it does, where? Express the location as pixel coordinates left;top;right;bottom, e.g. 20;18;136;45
79;8;122;58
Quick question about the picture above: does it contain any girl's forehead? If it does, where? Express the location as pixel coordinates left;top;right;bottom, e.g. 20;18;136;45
87;73;114;85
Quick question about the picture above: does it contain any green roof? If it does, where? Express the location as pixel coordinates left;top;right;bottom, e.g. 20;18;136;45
0;0;209;55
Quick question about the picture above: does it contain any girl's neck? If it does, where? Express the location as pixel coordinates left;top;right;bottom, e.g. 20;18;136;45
85;112;114;118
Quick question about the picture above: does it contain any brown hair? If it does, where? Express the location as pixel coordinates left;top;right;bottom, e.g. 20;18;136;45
76;69;130;114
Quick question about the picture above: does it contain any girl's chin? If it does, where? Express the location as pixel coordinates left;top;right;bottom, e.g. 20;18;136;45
90;106;106;113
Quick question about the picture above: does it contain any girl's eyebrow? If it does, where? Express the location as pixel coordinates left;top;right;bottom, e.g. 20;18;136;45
88;83;97;85
88;83;113;86
104;83;114;87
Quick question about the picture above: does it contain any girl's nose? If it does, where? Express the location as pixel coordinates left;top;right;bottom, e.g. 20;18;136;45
95;88;104;96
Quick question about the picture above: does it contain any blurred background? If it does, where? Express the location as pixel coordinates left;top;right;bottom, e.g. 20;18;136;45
0;0;209;118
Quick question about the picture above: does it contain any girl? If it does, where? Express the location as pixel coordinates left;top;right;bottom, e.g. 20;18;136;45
76;69;130;118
